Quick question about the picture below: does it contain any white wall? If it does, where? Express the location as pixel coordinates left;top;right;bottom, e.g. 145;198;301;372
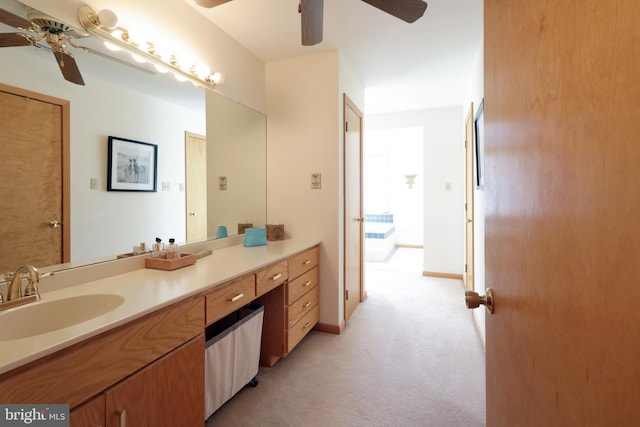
266;51;364;328
1;48;204;261
366;107;465;275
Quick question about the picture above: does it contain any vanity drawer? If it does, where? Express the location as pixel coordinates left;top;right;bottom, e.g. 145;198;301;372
287;266;319;305
287;305;319;353
205;275;256;325
256;261;288;296
288;246;319;280
287;285;319;329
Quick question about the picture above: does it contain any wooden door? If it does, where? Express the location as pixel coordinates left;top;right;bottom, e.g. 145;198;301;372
344;94;364;321
105;336;204;426
464;103;474;291
0;84;69;272
185;131;207;242
485;1;640;425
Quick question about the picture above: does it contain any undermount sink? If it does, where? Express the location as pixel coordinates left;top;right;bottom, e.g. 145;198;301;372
0;294;125;341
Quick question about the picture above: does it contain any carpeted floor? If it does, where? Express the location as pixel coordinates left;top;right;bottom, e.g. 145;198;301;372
205;249;486;426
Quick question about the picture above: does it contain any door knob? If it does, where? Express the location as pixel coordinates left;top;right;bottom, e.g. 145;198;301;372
465;289;494;314
49;220;61;229
189;211;197;216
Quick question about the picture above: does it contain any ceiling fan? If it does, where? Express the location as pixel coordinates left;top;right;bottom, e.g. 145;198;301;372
0;7;86;85
195;0;428;46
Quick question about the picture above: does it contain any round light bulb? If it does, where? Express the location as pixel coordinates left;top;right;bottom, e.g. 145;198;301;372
193;64;211;79
211;72;225;85
174;73;187;82
97;9;118;30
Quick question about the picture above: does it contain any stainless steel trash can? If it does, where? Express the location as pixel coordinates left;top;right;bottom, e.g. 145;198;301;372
204;303;264;419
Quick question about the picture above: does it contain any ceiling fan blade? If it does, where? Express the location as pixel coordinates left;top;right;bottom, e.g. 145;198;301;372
0;8;32;29
194;0;234;8
0;33;33;48
300;0;323;46
361;0;427;23
52;49;85;85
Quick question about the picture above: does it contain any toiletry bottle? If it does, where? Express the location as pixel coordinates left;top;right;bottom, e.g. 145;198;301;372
153;237;163;257
166;238;178;259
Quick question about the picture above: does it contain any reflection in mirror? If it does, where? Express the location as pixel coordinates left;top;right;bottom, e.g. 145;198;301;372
206;91;267;240
0;1;266;275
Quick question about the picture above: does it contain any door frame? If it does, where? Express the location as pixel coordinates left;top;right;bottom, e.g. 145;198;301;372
343;93;365;322
464;103;475;291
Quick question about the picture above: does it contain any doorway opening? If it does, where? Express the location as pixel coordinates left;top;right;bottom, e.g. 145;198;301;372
363;126;424;274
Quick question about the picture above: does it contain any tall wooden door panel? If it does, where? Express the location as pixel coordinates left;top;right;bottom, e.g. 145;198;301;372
485;1;640;425
0;85;68;272
344;94;364;322
185;131;207;242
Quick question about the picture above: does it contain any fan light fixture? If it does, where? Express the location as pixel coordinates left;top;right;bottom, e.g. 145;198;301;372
78;6;223;90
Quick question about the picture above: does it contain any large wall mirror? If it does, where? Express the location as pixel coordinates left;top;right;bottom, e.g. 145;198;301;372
0;1;266;274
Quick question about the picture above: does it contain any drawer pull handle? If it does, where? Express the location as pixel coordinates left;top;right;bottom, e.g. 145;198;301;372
303;259;312;265
303;322;312;329
304;280;311;287
118;409;127;427
229;293;245;302
272;273;282;281
303;301;311;308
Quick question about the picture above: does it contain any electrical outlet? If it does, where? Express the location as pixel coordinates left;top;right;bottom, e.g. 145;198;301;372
311;173;321;189
162;182;170;191
179;183;184;192
219;176;227;190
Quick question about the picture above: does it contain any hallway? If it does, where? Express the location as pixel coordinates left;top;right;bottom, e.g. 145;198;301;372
206;247;486;426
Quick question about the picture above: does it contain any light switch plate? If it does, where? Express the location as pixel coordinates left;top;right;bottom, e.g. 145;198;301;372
90;177;98;190
311;173;321;189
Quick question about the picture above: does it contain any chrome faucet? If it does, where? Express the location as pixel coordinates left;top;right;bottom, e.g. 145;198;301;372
0;265;43;311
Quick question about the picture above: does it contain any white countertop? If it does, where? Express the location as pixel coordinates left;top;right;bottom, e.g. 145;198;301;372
0;239;319;375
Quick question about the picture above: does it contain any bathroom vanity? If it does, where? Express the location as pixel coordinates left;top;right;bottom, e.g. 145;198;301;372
0;240;320;425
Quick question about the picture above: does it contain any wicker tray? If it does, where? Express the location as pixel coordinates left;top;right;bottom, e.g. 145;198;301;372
145;253;197;270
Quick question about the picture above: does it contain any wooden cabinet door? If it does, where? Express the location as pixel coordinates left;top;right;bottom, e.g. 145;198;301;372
105;335;204;426
70;394;105;427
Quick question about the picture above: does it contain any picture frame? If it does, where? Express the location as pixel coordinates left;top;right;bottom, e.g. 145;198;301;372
107;136;157;192
474;98;485;188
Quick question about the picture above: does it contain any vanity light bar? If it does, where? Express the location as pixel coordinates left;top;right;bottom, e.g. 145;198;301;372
77;6;222;90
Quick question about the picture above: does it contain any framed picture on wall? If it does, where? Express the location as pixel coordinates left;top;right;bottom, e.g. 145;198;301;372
474;99;485;188
107;136;157;192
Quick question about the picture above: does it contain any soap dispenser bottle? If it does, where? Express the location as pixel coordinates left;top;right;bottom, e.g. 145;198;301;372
166;238;178;259
152;237;163;257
